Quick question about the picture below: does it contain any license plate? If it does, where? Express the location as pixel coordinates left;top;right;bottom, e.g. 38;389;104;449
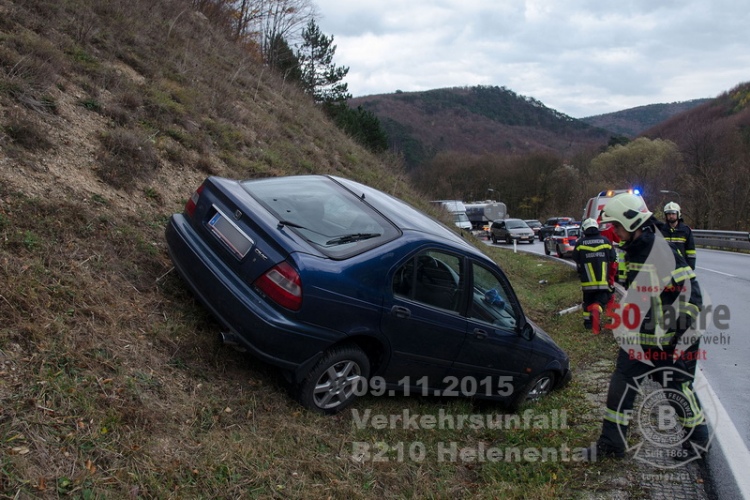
208;209;254;259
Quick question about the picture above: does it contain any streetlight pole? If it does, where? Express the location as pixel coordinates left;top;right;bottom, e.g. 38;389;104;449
659;189;681;204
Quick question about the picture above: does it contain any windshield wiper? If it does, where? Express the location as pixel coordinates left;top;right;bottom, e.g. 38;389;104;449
277;219;306;229
325;233;381;245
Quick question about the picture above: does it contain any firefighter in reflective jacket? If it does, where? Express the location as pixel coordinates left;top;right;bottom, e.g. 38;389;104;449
584;193;709;461
661;202;697;269
572;218;616;331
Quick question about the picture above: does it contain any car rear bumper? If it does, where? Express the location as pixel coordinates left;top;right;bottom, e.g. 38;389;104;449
165;214;332;373
560;244;576;256
511;235;535;242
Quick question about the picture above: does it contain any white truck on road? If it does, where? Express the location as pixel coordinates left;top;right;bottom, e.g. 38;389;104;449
465;201;508;230
431;200;472;231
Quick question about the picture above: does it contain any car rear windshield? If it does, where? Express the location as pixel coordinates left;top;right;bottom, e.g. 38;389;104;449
506;220;528;229
241;176;401;259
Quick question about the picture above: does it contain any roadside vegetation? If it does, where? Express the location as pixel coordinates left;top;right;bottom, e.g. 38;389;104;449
1;190;635;497
0;0;686;498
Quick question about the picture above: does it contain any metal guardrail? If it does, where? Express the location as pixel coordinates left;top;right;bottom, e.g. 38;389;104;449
693;229;750;250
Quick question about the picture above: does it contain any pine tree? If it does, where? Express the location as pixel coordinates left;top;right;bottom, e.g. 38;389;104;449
297;20;351;104
267;34;302;84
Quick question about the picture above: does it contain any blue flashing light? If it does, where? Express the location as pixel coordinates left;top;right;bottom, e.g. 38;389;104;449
633;188;641;196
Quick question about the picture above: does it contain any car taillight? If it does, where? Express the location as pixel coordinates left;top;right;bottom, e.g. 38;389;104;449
185;185;204;218
254;262;302;311
562;238;569;245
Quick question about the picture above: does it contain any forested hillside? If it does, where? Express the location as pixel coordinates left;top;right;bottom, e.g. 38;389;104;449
401;83;750;227
581;98;711;138
349;86;613;169
640;83;750;229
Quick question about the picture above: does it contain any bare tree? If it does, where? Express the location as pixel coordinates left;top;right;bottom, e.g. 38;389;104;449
250;0;317;62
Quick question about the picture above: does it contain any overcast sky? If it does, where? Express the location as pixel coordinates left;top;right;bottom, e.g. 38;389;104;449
312;0;750;118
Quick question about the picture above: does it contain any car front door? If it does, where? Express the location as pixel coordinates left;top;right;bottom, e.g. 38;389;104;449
381;249;468;388
446;260;533;400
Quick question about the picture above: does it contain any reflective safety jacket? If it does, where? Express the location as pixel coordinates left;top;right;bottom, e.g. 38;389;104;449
660;220;697;270
572;231;616;291
621;223;702;348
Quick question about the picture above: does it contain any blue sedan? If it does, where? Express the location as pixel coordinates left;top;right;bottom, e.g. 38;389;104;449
165;175;571;414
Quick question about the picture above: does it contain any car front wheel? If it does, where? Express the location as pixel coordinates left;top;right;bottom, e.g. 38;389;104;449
509;371;556;410
491;233;498;244
544;243;550;255
297;345;370;414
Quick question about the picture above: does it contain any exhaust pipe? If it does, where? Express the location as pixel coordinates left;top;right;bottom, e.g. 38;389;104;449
219;331;247;352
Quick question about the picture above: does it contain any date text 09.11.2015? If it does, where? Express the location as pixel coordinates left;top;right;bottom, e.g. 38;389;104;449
352;375;515;398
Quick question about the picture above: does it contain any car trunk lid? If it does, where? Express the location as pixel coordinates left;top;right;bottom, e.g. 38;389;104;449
184;177;313;287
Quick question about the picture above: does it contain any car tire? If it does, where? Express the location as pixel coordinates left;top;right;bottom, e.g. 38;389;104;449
543;243;550;255
509;371;556;410
556;245;563;258
297;345;370;414
506;236;512;244
491;233;498;244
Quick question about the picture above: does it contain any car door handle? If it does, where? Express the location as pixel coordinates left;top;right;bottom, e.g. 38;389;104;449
471;328;488;339
390;305;411;319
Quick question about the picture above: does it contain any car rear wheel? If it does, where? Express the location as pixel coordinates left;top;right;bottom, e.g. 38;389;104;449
543;242;550;255
556;245;563;258
509;371;556;410
491;233;498;244
297;345;370;414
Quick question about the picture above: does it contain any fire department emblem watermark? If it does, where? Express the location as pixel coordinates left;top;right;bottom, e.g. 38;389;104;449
609;231;720;468
618;366;718;469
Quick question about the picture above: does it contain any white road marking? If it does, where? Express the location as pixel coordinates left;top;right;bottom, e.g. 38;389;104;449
696;266;736;277
696;368;750;499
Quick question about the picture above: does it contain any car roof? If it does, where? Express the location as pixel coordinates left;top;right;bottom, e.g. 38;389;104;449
331;176;491;260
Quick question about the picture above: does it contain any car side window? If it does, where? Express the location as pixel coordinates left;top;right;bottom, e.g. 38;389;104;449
468;264;518;328
393;250;464;313
554;227;564;236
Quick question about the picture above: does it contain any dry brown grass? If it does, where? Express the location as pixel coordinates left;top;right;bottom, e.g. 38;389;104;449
0;0;669;498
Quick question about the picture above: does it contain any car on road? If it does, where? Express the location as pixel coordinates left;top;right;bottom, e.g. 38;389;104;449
524;219;542;237
538;216;574;241
165;175;571;414
544;224;581;258
490;218;535;244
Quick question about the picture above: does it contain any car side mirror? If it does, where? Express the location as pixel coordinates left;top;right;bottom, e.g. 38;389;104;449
520;321;536;341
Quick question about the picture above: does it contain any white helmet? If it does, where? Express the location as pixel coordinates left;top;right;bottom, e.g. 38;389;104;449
600;193;653;232
582;218;599;232
664;201;681;217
